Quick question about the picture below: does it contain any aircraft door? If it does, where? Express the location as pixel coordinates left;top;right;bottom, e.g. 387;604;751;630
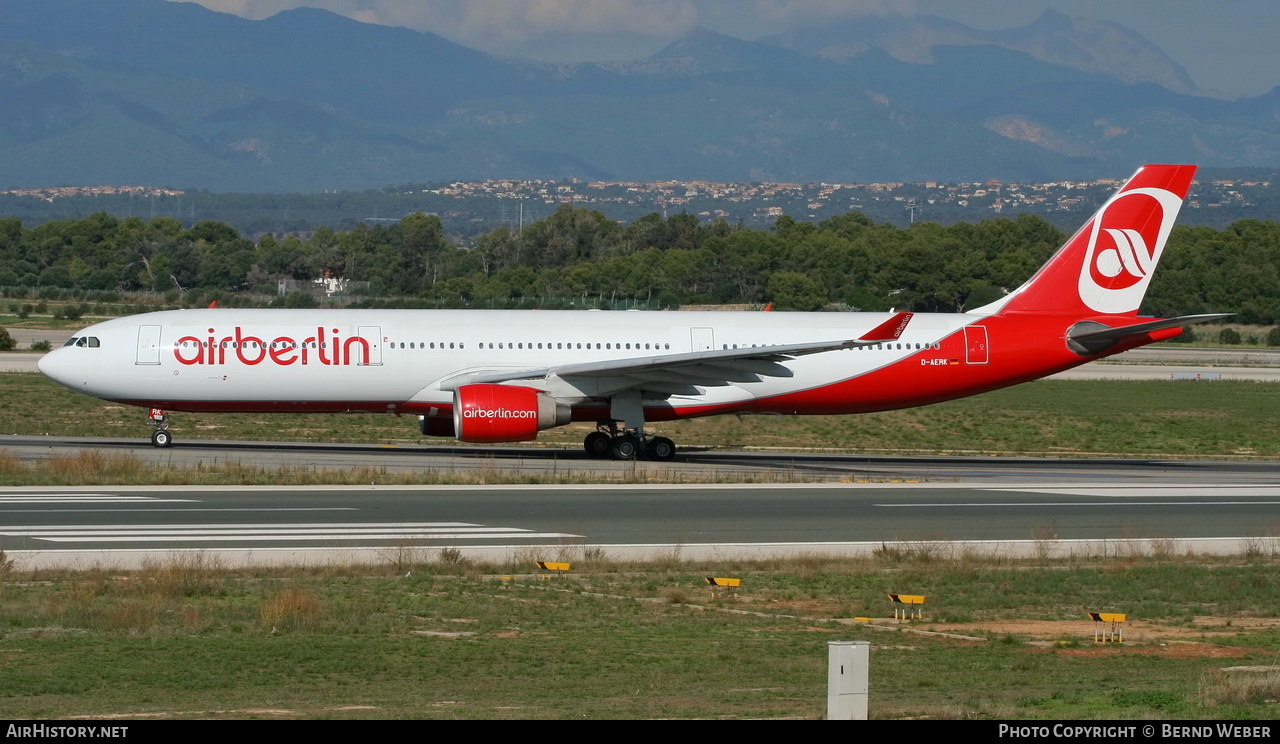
690;327;714;352
357;326;383;365
964;325;988;365
136;325;162;365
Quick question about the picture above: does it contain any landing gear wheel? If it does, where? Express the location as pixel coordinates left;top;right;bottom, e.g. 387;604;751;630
648;436;676;461
610;434;640;461
584;431;611;458
151;429;173;448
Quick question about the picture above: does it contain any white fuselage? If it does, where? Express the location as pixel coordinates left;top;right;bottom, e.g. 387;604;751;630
39;308;980;417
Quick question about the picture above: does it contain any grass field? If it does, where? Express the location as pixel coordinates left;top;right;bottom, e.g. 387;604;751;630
2;550;1279;720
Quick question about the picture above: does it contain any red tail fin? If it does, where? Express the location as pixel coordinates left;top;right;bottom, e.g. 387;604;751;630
979;164;1196;317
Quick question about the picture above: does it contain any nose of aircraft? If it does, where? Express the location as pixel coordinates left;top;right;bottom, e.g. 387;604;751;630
36;346;78;388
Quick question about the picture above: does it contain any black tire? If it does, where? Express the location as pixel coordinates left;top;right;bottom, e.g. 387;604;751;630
648;436;676;461
584;431;611;458
151;429;173;448
610;434;639;460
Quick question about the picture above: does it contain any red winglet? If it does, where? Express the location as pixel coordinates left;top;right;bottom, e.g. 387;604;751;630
859;311;913;341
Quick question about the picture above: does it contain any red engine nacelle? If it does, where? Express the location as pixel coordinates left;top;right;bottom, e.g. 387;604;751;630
453;384;571;443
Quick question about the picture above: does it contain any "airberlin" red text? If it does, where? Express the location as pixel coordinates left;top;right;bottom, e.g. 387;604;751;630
173;327;371;366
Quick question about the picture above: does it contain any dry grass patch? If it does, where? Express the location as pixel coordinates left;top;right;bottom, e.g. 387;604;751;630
1200;669;1280;706
260;586;327;631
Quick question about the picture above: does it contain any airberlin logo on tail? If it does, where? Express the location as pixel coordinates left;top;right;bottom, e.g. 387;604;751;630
172;327;371;366
1078;185;1184;314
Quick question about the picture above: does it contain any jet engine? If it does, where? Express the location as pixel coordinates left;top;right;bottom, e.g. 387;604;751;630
452;384;571;443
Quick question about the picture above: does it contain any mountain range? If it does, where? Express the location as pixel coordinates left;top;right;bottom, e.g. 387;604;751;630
1;0;1278;192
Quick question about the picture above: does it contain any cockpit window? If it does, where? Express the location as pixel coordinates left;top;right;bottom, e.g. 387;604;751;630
63;337;79;347
87;337;100;348
76;338;87;347
62;337;99;348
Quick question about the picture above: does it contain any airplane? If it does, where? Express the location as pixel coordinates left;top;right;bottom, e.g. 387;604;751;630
38;164;1226;461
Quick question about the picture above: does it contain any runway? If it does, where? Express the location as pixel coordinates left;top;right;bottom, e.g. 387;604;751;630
5;464;1279;569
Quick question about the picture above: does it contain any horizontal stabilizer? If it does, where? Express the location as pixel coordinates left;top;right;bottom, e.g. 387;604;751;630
1067;313;1232;355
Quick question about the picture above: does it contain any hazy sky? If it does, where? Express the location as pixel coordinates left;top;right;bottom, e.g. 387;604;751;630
173;0;1280;98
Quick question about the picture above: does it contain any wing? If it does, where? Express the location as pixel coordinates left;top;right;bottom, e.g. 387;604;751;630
436;311;913;396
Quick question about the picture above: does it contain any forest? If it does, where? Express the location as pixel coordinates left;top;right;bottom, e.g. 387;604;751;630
0;205;1276;325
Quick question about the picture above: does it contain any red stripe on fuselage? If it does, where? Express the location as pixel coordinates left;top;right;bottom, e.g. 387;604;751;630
662;314;1173;419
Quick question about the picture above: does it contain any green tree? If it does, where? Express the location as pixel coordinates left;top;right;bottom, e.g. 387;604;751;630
397;212;446;292
767;271;828;311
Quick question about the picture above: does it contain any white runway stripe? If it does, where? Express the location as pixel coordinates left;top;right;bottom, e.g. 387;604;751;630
880;501;1280;507
37;532;580;543
0;495;194;503
0;508;359;513
2;521;580;543
992;486;1280;497
12;527;528;537
6;521;480;531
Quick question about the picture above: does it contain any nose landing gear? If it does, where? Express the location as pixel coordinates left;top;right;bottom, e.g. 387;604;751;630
148;407;174;448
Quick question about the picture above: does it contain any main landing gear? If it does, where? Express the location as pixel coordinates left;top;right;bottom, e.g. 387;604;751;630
148;407;174;448
583;424;676;462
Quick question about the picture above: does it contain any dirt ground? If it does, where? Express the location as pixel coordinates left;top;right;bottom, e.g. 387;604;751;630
909;616;1280;658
